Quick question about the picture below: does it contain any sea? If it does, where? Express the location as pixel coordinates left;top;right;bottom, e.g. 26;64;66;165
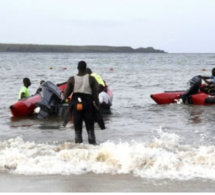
1;52;215;192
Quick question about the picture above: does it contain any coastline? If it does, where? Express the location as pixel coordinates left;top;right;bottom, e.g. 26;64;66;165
0;43;166;53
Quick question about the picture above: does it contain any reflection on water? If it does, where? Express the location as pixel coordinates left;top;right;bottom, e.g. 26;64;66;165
38;125;62;130
189;115;202;124
188;107;204;124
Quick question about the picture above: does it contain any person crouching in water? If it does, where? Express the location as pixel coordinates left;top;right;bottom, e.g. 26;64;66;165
35;80;45;94
98;84;112;112
18;77;31;100
64;61;99;144
200;68;215;94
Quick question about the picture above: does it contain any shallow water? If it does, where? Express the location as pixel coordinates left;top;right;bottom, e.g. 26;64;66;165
1;52;215;192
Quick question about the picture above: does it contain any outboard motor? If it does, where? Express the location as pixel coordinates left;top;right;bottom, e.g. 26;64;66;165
180;75;202;104
35;81;62;119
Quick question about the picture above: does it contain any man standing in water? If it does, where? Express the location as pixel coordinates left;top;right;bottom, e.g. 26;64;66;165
64;61;99;144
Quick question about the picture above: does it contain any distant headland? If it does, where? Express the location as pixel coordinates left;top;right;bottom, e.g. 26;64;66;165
0;43;166;53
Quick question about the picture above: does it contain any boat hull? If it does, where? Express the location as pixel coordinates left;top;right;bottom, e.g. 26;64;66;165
10;94;41;117
150;91;184;104
10;83;65;118
10;83;113;117
151;91;215;106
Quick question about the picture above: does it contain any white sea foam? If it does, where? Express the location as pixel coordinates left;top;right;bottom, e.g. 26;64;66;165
1;129;215;180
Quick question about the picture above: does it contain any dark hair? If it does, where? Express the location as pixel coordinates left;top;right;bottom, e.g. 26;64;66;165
23;78;30;83
86;68;92;74
78;61;87;70
40;80;45;85
23;78;31;86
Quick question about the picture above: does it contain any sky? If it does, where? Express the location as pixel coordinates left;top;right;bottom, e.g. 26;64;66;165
0;0;215;53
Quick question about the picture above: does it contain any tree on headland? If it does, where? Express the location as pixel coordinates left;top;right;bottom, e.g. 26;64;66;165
0;43;166;53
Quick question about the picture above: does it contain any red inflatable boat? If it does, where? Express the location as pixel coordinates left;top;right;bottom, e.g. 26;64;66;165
10;82;113;118
10;83;67;118
150;91;184;105
150;91;215;105
10;94;42;117
151;75;215;106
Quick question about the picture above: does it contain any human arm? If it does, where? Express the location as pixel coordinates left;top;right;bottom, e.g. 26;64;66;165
64;77;74;99
89;76;99;108
199;75;212;84
200;76;213;85
20;92;26;99
35;87;42;94
200;76;210;79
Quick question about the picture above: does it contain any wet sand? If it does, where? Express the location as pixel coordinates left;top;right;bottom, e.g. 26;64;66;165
0;173;215;192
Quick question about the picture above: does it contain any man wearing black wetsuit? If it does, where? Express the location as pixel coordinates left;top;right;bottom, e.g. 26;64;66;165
64;61;99;144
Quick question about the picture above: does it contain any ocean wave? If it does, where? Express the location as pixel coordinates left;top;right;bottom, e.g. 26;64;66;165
1;128;215;180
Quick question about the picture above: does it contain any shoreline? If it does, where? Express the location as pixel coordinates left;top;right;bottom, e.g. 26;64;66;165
0;172;215;192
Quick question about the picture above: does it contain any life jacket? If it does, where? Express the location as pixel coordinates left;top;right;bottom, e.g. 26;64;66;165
91;73;105;87
73;74;92;95
18;86;30;100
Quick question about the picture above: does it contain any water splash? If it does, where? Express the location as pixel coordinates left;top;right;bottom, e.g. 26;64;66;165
1;131;215;180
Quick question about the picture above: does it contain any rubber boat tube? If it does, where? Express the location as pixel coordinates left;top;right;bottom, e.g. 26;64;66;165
151;76;215;106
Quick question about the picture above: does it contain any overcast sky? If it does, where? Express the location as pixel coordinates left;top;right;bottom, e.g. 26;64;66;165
0;0;215;53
